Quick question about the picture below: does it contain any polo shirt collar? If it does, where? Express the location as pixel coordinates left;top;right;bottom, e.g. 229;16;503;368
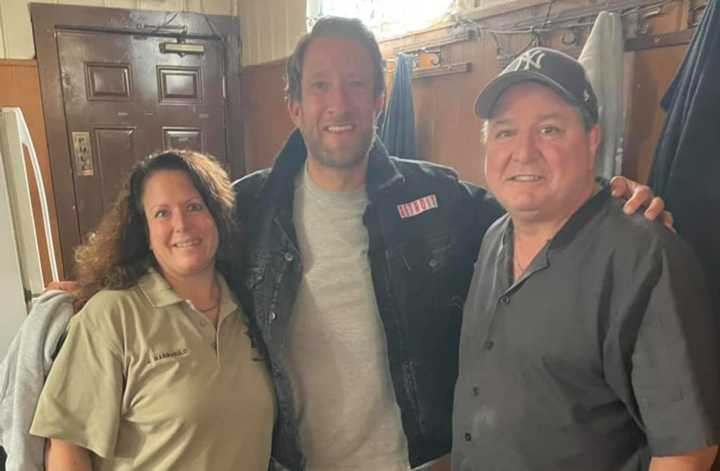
138;267;182;307
216;273;238;322
137;267;238;318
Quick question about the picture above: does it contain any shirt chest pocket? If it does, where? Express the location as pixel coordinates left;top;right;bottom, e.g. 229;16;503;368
395;232;462;306
402;232;458;275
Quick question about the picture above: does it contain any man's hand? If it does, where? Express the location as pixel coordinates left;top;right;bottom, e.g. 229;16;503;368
609;176;674;231
649;445;717;471
46;280;80;293
45;280;85;312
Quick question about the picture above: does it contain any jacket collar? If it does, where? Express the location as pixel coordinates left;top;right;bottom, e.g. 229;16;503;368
365;134;405;200
263;129;405;207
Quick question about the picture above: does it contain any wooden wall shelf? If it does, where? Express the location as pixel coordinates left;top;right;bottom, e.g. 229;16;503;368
413;62;472;79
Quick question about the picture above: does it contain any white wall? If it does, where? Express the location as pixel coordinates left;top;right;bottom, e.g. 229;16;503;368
0;0;238;60
237;0;305;65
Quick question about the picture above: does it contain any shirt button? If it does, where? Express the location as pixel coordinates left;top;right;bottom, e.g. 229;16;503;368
464;432;472;442
269;311;277;321
284;252;294;262
500;295;510;305
484;340;494;350
472;386;480;396
428;258;438;269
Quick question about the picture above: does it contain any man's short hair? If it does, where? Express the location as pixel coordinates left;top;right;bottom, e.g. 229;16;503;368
285;16;386;102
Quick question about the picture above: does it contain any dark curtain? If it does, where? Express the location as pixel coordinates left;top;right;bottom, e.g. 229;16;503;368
648;2;720;312
380;53;417;159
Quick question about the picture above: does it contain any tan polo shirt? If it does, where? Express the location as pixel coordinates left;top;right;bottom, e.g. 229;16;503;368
31;268;275;471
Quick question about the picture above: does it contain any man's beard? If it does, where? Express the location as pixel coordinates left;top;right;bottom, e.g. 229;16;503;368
304;128;376;170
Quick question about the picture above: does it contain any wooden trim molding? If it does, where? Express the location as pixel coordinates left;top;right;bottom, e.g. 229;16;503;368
394;30;475;54
0;59;38;67
625;29;695;50
414;62;472;79
0;58;65;281
241;56;289;73
460;0;549;22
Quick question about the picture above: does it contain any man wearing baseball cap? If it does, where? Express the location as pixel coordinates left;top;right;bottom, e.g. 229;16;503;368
452;47;720;471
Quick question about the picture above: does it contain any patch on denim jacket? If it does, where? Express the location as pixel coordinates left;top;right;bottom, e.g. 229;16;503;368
397;194;438;219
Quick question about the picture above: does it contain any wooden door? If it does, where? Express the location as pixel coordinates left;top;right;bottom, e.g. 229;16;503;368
57;30;227;236
32;4;243;275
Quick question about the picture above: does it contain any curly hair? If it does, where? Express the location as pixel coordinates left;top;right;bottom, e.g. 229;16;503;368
285;16;386;102
74;150;238;303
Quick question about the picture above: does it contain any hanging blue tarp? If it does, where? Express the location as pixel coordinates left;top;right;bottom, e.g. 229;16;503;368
380;53;417;159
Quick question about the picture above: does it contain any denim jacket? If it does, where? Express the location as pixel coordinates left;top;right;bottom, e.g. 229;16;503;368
231;130;502;470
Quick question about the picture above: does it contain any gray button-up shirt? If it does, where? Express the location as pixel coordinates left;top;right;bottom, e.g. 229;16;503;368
453;187;720;471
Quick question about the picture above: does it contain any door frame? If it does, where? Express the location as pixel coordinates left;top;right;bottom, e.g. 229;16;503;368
31;3;244;276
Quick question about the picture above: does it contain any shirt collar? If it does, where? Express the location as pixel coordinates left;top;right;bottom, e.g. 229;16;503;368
138;267;238;318
137;267;182;308
549;182;611;251
498;215;552;290
499;182;611;290
216;272;239;322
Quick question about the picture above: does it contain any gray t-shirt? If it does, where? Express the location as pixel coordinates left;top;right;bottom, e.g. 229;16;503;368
288;164;410;471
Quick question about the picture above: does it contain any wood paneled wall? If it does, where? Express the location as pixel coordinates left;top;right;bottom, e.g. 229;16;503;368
623;45;686;183
240;59;294;172
381;28;504;187
238;0;696;188
237;0;306;66
0;59;64;281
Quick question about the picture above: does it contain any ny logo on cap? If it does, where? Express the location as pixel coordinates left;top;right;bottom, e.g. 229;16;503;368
508;49;546;72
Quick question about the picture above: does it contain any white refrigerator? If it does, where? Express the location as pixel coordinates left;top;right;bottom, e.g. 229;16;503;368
0;108;58;359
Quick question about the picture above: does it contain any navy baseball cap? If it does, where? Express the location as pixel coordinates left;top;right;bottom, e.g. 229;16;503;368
474;47;598;123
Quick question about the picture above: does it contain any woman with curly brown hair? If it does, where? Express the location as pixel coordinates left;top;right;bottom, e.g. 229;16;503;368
29;150;274;471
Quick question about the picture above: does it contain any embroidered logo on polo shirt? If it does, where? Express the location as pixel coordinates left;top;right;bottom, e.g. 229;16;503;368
397;194;438;219
151;348;188;363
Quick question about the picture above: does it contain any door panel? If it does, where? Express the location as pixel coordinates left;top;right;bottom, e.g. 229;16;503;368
57;29;226;237
95;127;137;209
